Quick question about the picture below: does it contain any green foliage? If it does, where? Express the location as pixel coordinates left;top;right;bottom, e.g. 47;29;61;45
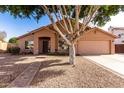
8;37;18;44
0;5;124;27
92;5;124;26
0;5;45;22
72;5;124;27
7;47;20;55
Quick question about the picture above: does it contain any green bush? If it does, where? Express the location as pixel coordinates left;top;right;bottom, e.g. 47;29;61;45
7;47;20;55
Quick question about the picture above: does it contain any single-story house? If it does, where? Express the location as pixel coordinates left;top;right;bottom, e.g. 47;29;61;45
17;23;117;55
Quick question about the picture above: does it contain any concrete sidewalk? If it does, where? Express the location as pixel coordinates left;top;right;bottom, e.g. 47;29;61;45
84;54;124;78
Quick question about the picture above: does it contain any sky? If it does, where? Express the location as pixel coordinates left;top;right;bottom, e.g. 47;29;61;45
0;11;124;41
0;12;51;41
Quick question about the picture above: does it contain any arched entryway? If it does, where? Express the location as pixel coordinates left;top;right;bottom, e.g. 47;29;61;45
39;37;50;54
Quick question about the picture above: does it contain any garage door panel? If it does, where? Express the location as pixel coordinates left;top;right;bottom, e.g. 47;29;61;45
78;41;110;55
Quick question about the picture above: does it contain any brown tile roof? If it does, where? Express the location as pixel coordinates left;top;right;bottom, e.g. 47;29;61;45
17;20;117;39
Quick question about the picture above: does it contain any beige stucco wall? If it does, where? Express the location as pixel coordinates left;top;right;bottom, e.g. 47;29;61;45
79;29;115;41
18;34;34;53
110;40;115;54
33;29;56;54
18;29;57;54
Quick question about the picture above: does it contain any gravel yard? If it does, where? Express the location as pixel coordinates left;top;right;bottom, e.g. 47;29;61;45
0;54;42;87
30;56;124;88
1;54;124;88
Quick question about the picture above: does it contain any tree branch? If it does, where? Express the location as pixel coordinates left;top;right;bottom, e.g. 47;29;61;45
73;28;95;44
52;5;70;34
63;5;73;33
42;5;71;45
58;5;71;34
74;5;81;35
73;5;101;43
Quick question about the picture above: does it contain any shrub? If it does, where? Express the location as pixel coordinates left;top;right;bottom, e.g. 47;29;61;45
7;47;20;55
8;37;18;44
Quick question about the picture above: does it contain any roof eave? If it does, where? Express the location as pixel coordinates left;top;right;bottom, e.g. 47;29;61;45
95;27;118;38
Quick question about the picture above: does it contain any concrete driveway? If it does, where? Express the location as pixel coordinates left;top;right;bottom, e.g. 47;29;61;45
84;54;124;78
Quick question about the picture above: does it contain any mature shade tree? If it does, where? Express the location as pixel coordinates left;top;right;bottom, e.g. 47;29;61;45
0;5;124;65
8;37;18;44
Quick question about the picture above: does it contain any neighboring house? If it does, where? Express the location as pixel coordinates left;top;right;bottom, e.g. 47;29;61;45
0;40;17;53
17;23;117;55
0;40;7;52
108;26;124;53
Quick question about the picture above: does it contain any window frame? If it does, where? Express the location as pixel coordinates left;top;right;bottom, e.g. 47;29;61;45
25;40;34;49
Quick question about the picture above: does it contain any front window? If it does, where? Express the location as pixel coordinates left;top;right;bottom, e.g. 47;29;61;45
25;40;34;49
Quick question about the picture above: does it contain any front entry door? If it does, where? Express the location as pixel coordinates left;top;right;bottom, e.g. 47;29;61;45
42;40;49;53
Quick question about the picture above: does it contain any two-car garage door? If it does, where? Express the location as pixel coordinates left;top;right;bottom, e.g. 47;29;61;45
77;41;110;55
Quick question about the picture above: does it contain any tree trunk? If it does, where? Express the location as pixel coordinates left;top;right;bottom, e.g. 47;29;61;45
69;43;76;65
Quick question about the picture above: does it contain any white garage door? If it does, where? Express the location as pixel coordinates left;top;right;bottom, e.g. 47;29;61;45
78;41;110;55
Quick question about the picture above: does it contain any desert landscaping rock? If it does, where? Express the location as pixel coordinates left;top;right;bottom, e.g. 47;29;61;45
7;62;41;87
1;54;124;88
0;54;45;87
30;56;124;88
0;54;30;87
